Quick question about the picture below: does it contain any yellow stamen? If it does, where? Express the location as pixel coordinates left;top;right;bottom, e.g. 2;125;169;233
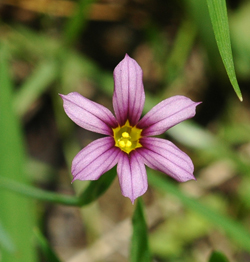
122;132;130;138
126;140;132;147
119;141;126;148
112;120;142;154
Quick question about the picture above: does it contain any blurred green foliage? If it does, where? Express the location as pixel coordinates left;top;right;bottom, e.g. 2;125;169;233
0;0;250;261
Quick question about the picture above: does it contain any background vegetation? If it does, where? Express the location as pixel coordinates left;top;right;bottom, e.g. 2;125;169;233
1;0;250;261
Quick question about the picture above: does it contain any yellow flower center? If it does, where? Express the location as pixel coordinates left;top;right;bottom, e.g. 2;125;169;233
113;120;142;154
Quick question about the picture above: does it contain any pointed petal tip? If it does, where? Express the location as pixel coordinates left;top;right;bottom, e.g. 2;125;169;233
118;53;138;67
122;54;140;67
60;92;117;135
59;92;78;103
181;173;196;182
124;193;144;205
59;92;75;97
139;137;196;183
124;53;132;60
113;54;145;126
121;187;146;204
193;101;202;115
190;101;202;118
124;194;136;204
117;152;148;204
139;96;201;136
125;194;137;204
170;173;196;183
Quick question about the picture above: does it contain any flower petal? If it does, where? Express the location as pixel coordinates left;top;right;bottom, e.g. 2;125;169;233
138;96;201;136
113;54;145;126
117;151;148;203
72;137;121;181
60;92;117;135
138;137;195;182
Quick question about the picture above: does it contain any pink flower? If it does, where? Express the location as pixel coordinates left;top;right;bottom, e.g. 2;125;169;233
60;54;200;203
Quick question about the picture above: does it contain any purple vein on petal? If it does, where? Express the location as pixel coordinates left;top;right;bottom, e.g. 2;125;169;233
138;137;195;182
131;151;148;198
117;151;148;203
72;136;113;167
113;54;145;126
72;137;120;181
141;137;194;170
138;96;201;136
127;57;145;126
60;92;117;135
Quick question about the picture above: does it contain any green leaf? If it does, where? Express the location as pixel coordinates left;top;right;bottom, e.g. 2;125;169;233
0;167;117;207
0;176;80;206
0;220;15;253
206;0;243;101
148;170;250;252
34;228;62;262
209;251;230;262
0;45;37;261
131;199;151;262
63;0;96;46
13;60;58;117
78;167;117;206
166;20;196;84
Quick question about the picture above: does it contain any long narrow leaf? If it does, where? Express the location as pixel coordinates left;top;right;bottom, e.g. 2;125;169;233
0;45;37;261
0;176;80;206
34;228;62;262
131;199;151;262
206;0;242;101
13;60;57;117
78;167;117;206
0;167;117;206
0;220;15;253
63;0;96;46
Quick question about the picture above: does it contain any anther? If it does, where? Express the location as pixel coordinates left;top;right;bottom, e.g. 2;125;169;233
122;132;130;138
119;141;125;148
112;120;142;154
126;141;132;147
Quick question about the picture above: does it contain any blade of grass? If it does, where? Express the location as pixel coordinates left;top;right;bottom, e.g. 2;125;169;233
0;176;80;206
34;228;62;262
148;170;250;252
63;0;96;46
13;60;58;117
0;45;37;261
165;20;196;85
131;198;151;262
0;167;117;206
206;0;242;101
0;220;15;253
78;167;117;205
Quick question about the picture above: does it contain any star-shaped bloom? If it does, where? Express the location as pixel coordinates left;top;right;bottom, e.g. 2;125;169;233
60;54;200;203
